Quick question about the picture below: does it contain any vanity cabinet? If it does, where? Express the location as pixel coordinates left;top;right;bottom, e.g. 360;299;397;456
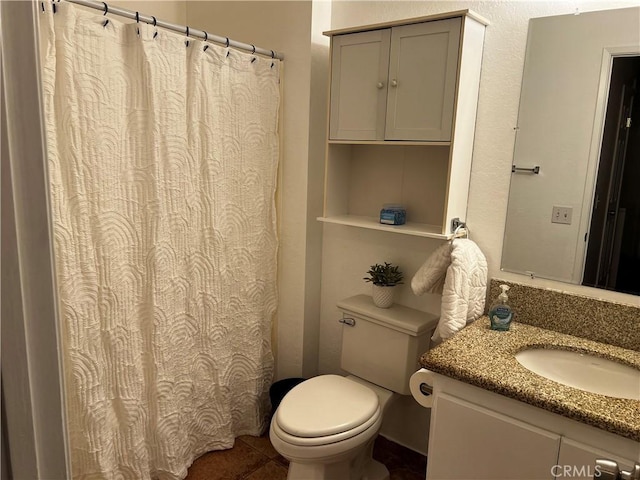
426;375;640;480
428;394;561;479
320;11;488;238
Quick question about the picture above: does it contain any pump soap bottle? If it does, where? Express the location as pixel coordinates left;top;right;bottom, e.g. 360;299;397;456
489;284;513;331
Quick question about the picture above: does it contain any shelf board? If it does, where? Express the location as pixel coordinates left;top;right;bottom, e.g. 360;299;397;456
317;215;451;239
328;139;451;147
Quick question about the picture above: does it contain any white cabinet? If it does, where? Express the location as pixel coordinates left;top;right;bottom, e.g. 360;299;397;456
321;12;488;238
385;19;460;141
426;374;640;480
427;394;560;479
330;18;461;142
329;29;391;141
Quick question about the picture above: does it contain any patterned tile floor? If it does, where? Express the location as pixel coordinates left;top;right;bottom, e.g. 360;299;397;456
185;433;427;480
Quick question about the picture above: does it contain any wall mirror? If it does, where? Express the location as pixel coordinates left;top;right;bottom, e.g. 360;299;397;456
501;6;640;296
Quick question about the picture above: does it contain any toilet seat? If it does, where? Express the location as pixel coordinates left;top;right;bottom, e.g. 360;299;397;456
272;406;381;447
273;375;381;447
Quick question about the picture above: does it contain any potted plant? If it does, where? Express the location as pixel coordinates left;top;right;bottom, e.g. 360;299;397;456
364;262;404;308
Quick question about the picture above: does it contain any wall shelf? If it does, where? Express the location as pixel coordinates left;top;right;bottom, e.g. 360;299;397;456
328;139;451;147
317;215;452;239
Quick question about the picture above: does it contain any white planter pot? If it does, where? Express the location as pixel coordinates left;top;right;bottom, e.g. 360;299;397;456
372;285;395;308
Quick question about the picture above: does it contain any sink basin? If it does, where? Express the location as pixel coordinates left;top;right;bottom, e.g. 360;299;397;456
515;348;640;400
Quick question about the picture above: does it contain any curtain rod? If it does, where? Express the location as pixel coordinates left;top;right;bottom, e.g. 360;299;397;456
62;0;284;60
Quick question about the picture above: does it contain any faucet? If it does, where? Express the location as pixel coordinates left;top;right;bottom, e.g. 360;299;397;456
595;459;640;480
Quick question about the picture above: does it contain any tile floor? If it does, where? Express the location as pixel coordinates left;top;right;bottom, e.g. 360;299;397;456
185;433;427;480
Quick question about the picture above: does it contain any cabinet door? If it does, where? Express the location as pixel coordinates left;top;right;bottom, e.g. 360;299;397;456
556;438;638;480
427;394;561;480
385;18;461;141
329;29;391;141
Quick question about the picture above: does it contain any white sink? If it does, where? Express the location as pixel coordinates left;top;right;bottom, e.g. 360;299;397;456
515;348;640;400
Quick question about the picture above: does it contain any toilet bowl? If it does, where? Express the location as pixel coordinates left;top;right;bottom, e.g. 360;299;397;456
270;294;439;480
269;375;392;480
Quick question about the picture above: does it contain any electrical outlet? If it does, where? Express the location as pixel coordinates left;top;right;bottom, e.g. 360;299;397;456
551;206;573;225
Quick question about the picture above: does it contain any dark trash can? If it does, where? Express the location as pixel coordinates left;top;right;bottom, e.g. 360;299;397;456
269;377;306;414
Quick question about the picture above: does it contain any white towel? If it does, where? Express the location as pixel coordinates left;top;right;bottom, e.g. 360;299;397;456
411;242;451;295
412;239;488;342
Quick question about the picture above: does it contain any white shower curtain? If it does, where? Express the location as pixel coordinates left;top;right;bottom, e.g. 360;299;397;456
40;4;280;479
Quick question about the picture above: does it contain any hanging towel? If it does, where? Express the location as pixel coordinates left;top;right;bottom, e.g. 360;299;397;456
412;239;488;342
411;242;451;296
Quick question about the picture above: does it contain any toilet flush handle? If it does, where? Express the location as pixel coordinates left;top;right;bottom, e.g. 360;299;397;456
339;317;356;327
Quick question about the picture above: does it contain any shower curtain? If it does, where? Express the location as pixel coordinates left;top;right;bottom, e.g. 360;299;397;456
40;4;280;479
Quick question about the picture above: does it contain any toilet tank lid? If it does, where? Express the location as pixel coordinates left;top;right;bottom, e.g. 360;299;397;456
337;295;439;336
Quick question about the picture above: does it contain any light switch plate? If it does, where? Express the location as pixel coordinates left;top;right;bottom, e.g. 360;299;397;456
551;206;572;225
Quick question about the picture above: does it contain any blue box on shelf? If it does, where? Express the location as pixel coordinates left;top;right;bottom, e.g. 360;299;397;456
379;204;406;225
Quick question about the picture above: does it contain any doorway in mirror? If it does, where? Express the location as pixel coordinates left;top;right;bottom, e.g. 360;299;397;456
583;56;640;295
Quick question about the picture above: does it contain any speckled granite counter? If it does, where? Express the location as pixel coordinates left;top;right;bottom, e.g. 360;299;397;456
488;279;640;351
420;317;640;442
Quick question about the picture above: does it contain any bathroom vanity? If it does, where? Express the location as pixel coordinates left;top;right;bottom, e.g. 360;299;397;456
421;318;639;479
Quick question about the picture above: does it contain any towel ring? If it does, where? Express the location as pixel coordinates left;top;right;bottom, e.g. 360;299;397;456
453;224;469;239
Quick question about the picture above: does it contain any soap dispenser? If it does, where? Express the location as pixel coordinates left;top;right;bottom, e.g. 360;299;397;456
489;284;513;331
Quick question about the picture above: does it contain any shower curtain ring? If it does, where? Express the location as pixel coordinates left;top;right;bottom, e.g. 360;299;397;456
101;3;109;27
135;12;140;36
152;16;158;38
251;45;256;54
52;0;56;14
185;26;190;47
271;50;275;59
225;37;230;48
203;31;209;51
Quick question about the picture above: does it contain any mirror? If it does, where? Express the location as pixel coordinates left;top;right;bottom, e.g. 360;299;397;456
502;6;640;296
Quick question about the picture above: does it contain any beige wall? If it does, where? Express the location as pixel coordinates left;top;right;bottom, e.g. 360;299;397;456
110;1;186;24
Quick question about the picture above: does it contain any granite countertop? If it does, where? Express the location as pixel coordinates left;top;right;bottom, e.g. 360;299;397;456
420;317;640;442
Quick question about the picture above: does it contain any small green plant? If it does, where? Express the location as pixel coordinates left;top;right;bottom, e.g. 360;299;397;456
363;262;404;287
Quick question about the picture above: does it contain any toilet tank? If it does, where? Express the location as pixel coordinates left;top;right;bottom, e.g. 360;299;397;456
337;295;439;396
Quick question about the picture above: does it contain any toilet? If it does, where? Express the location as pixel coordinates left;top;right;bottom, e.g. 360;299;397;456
269;294;439;480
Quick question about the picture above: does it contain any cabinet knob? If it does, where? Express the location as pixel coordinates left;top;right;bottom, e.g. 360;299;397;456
339;317;356;327
391;79;398;87
377;82;384;89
